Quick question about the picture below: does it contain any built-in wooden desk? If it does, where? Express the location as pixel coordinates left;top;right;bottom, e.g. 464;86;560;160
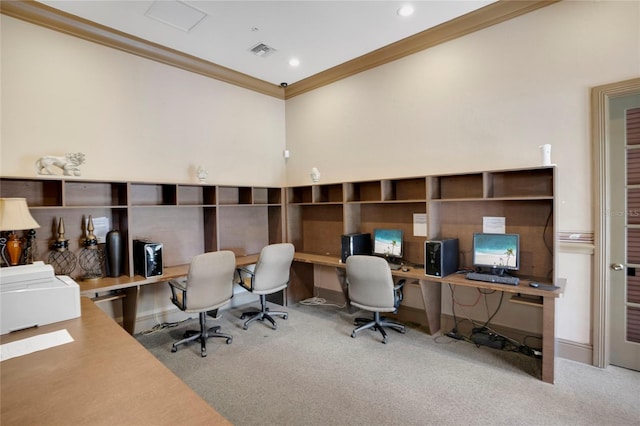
0;297;230;425
291;252;442;335
80;254;260;334
291;252;565;384
441;273;565;384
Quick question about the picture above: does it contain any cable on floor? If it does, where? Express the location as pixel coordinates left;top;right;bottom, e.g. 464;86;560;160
299;296;346;308
140;317;193;335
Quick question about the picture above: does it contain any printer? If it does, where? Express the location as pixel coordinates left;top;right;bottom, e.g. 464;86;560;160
1;261;81;335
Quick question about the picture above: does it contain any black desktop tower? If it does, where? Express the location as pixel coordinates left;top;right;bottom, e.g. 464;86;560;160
425;238;459;277
133;240;163;278
341;233;371;263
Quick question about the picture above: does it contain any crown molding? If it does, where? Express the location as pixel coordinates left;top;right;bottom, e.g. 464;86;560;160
0;0;285;99
1;0;558;100
285;0;560;99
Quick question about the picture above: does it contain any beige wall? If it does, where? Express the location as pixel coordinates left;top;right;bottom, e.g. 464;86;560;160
1;15;286;186
284;1;639;346
2;1;639;348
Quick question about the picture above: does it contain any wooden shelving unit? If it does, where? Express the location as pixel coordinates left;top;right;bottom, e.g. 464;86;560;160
1;165;556;290
286;166;556;282
0;178;284;282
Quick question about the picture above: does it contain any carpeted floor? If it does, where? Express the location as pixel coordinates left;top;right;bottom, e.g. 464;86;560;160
136;302;640;426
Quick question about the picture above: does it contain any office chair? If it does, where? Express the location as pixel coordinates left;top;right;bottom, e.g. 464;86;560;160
346;255;406;344
237;243;295;330
168;250;235;357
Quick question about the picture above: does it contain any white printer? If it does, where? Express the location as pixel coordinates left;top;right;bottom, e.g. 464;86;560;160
0;261;81;334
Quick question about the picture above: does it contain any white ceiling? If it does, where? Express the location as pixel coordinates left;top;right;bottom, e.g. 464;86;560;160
37;1;495;86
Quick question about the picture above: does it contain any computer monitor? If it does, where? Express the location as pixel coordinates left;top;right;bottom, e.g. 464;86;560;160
372;228;403;259
472;233;519;275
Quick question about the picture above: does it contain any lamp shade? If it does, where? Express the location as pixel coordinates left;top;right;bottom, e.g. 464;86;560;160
0;198;40;231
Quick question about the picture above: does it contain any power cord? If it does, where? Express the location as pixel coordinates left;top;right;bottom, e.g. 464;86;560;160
140;317;193;335
443;285;542;359
299;296;346;308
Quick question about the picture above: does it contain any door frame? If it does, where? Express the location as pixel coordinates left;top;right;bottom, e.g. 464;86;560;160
591;77;640;368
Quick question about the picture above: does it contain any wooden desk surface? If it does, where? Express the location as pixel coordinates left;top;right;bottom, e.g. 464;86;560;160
293;252;565;297
0;297;230;426
293;252;429;280
80;254;260;296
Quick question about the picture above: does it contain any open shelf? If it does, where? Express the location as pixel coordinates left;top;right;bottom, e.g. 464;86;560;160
1;177;285;281
345;180;382;202
130;183;177;206
65;181;127;207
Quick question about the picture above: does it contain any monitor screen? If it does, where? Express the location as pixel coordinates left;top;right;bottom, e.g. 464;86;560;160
472;233;519;273
372;229;403;259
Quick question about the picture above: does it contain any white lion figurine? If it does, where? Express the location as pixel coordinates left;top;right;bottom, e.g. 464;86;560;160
35;153;86;176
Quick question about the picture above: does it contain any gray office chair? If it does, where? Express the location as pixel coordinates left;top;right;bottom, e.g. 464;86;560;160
168;250;236;357
237;243;295;330
346;255;406;344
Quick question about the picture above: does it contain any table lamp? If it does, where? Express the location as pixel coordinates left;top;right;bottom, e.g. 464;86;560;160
0;198;41;266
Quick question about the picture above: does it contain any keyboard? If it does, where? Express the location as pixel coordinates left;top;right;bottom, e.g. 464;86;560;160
466;272;520;286
388;263;402;271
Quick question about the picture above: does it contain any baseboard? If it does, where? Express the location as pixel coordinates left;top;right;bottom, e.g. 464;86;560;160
132;291;260;334
557;338;593;364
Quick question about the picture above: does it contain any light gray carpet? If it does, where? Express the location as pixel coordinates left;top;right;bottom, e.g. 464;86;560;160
137;302;640;426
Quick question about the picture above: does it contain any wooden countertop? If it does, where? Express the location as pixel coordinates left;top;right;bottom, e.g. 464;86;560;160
0;297;230;425
79;254;260;295
293;252;565;297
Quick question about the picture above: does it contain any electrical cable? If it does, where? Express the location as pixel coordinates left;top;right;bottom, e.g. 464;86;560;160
140;317;192;335
299;296;346;308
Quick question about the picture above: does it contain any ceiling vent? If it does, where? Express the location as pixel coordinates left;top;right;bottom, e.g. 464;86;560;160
249;43;277;58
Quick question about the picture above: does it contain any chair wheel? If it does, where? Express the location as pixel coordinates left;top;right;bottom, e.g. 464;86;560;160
243;325;248;330
382;338;388;344
400;329;406;334
201;351;207;357
272;325;277;330
240;314;247;319
283;314;288;320
226;338;232;344
171;346;177;353
351;332;357;338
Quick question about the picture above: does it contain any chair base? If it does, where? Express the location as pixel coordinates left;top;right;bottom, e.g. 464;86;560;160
241;294;287;330
351;311;405;344
171;312;232;357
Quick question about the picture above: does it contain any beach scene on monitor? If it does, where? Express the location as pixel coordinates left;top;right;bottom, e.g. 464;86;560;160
374;229;402;257
474;235;518;268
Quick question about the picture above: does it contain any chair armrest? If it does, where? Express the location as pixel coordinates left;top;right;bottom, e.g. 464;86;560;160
168;278;187;310
394;279;406;292
393;279;406;309
236;267;255;291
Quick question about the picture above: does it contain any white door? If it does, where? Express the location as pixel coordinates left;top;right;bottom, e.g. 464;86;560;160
610;94;640;371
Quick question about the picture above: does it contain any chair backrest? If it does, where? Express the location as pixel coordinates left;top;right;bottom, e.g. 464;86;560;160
185;250;236;311
346;255;395;310
252;243;295;292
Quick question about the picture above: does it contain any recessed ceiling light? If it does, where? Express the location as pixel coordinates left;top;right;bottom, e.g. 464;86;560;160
289;58;300;67
397;5;414;17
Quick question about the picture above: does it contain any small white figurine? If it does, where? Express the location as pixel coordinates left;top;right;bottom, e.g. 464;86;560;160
310;167;320;183
35;152;85;176
196;165;208;182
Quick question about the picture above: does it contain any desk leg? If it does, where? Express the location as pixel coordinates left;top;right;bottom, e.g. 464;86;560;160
419;280;441;335
122;286;140;335
541;295;556;384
